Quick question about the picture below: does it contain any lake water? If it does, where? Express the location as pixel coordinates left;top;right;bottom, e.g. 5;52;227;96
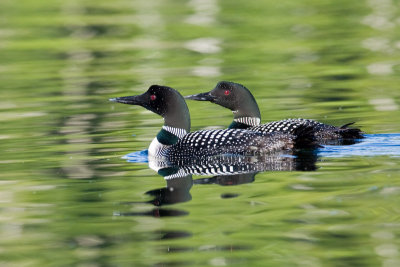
1;0;400;266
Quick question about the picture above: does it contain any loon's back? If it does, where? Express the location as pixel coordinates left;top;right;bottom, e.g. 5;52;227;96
251;118;363;144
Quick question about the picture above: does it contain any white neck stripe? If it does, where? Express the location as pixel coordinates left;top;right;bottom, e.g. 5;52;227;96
162;126;187;139
234;117;261;126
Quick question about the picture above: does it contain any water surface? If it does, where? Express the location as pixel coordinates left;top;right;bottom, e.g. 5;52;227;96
1;0;400;266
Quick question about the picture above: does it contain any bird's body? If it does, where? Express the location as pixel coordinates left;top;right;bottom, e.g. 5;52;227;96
232;117;362;144
186;81;363;144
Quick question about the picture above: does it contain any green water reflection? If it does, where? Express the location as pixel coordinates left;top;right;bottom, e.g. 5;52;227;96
1;0;400;266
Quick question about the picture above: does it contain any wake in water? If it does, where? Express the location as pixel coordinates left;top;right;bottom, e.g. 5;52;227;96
318;134;400;157
123;149;149;163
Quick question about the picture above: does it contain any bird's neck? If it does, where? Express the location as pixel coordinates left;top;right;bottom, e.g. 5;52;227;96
229;116;261;129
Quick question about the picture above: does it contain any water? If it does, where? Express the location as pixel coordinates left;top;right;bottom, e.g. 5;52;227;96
320;134;400;158
1;0;400;266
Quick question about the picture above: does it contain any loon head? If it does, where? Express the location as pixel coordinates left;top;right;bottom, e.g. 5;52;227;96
185;81;261;121
110;85;191;132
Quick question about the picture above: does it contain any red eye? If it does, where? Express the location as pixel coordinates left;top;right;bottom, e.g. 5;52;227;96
224;90;230;96
150;95;156;101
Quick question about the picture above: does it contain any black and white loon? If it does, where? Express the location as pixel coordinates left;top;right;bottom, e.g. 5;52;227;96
110;85;315;163
186;81;363;144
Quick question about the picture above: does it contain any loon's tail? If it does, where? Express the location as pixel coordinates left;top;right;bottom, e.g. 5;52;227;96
337;122;364;139
292;125;320;149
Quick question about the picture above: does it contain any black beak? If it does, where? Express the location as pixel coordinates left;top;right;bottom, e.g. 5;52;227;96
109;95;142;105
184;92;215;102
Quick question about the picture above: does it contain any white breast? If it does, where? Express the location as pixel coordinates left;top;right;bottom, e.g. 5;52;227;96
148;137;170;158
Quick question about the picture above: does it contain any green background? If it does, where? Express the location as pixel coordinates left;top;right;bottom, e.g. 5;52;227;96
0;0;400;266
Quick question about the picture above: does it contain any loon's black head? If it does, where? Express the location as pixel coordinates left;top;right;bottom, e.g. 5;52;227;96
110;85;191;132
185;81;261;120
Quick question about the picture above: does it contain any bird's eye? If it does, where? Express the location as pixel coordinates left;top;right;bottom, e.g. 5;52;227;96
150;94;156;101
224;90;230;96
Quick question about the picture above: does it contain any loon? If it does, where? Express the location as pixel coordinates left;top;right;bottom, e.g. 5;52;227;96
185;81;364;143
109;85;315;163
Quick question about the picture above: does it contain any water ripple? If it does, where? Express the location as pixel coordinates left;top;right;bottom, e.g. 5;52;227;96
318;134;400;157
123;149;149;163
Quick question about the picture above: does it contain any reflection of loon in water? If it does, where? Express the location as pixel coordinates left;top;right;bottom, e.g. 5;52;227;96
118;133;400;215
116;150;318;217
150;151;317;180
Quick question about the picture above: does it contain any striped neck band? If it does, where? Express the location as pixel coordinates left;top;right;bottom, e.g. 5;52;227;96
233;117;261;126
162;126;187;139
